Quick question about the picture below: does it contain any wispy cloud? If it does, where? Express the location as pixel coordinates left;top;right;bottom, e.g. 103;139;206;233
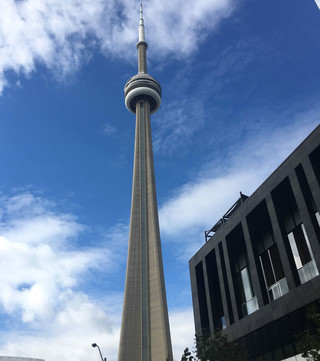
152;35;268;156
159;110;320;258
104;123;117;136
0;0;239;94
153;98;205;155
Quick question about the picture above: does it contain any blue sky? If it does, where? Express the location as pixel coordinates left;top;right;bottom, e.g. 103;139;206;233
0;0;320;360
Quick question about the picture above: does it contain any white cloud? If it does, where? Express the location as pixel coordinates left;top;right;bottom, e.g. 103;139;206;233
0;193;84;246
0;295;121;361
0;0;238;94
158;112;320;254
0;191;197;361
169;308;195;360
145;0;236;56
0;192;123;361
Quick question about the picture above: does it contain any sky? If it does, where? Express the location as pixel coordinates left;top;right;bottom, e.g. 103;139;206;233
0;0;320;360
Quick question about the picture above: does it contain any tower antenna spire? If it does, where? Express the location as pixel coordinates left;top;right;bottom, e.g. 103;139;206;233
136;2;148;73
139;3;146;44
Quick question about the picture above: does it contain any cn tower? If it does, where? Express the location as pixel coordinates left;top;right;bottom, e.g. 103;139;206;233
118;4;173;361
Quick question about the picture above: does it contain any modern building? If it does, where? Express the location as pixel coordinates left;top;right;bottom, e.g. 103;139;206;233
189;125;320;361
118;5;173;361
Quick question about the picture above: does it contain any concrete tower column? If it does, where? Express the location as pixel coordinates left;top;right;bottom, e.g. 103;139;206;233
118;5;173;361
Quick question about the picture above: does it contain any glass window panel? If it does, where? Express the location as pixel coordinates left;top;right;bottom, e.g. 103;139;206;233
300;260;319;284
242;302;248;316
241;267;253;301
257;238;264;255
234;258;240;273
292;205;301;226
284;212;295;233
262;230;274;250
269;244;285;280
304;262;313;282
246;300;255;315
273;284;281;299
309;259;319;278
221;316;226;329
298;267;307;284
268;289;274;302
238;251;247;270
260;251;275;287
251;296;259;312
301;224;315;257
288;231;303;269
316;211;320;227
279;278;289;295
294;225;312;266
237;273;246;303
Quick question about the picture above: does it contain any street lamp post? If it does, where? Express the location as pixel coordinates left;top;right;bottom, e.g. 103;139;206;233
92;343;107;361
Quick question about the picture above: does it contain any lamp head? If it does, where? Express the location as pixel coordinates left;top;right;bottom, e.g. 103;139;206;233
92;343;97;348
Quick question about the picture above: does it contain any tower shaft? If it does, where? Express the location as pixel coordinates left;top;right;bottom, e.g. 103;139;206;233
118;98;173;361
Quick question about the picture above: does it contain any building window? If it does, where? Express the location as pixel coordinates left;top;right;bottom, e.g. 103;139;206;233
205;249;225;332
195;262;210;331
234;250;259;317
295;164;320;241
309;144;320;187
218;242;234;324
271;177;319;286
227;223;259;319
238;266;259;316
259;244;289;302
287;223;319;284
247;200;289;304
221;315;226;329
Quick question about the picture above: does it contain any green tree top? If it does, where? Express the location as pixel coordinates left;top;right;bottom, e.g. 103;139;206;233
295;301;320;361
181;330;248;361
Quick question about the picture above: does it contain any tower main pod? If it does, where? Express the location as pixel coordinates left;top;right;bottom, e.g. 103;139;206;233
118;5;173;361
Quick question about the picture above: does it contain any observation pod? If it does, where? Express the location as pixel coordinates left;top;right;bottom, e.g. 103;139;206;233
124;73;162;114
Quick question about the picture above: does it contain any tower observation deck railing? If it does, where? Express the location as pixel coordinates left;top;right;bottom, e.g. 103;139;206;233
204;192;249;242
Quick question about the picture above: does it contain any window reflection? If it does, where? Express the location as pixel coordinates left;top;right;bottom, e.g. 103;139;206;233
256;225;288;302
227;223;259;318
241;267;253;301
316;211;320;227
287;223;319;284
239;266;258;316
